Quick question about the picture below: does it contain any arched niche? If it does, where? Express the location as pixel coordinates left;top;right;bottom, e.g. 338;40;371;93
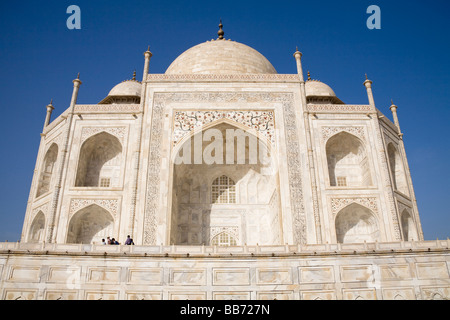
335;203;380;243
170;120;282;246
75;132;122;187
326;132;372;187
66;204;114;244
387;143;409;195
400;209;418;241
28;211;45;243
36;143;58;197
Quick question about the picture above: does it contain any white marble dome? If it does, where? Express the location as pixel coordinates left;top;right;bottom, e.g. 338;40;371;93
305;79;336;97
165;39;277;74
108;80;142;97
305;79;343;104
99;79;141;104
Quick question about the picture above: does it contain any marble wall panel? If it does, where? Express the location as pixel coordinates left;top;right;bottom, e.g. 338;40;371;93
169;268;206;286
213;268;250;286
299;266;335;284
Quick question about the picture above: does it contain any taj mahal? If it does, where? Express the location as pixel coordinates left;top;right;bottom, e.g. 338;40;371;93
0;23;448;300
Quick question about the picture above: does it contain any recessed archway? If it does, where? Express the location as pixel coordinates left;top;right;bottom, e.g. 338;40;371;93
169;120;282;246
66;204;114;244
75;132;122;187
387;143;409;195
401;209;418;241
335;203;380;243
28;211;45;243
36;143;58;197
326;132;372;187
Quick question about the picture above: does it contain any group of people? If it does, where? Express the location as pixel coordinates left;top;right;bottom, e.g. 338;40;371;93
101;235;134;245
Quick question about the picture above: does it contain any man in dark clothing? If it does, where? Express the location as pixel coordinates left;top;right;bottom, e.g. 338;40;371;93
125;235;134;245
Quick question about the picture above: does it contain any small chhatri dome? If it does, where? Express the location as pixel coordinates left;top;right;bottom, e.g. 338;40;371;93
305;72;343;104
165;21;277;75
99;71;142;104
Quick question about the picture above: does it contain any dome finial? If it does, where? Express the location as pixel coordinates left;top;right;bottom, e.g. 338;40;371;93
218;19;224;40
132;70;136;81
307;71;311;81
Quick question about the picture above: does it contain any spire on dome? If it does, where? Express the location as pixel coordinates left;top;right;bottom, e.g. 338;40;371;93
132;70;136;81
218;20;224;40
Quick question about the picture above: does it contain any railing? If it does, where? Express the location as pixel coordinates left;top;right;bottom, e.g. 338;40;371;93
0;240;448;257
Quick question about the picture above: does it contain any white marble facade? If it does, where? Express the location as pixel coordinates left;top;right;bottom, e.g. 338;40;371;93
21;31;423;249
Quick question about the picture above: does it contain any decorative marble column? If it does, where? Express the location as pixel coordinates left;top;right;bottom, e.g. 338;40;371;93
128;47;152;241
43;99;54;129
294;48;322;243
364;75;402;241
389;101;424;240
46;74;82;243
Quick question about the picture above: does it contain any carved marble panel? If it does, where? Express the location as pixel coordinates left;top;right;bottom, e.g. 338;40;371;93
44;290;78;300
168;291;207;300
380;264;412;281
69;198;119;218
173;110;275;145
340;265;374;283
416;262;449;279
212;291;251;300
420;286;450;300
169;268;206;286
300;290;337;300
84;291;119;300
299;266;335;284
321;126;366;142
257;291;294;300
330;197;378;215
86;267;120;284
3;289;37;300
7;266;40;282
342;288;377;300
213;268;250;286
127;268;163;285
256;268;292;285
80;126;127;144
382;287;416;300
126;291;162;300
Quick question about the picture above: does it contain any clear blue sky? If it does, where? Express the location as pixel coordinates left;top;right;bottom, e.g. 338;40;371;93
0;0;448;241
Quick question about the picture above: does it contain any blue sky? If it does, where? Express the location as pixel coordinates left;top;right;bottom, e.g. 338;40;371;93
0;0;448;241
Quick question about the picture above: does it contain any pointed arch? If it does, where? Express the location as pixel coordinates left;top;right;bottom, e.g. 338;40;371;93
326;132;372;187
387;143;409;195
28;211;46;243
171;117;275;166
400;209;418;241
335;203;380;243
66;204;114;244
170;120;282;246
75;132;122;187
36;143;58;197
